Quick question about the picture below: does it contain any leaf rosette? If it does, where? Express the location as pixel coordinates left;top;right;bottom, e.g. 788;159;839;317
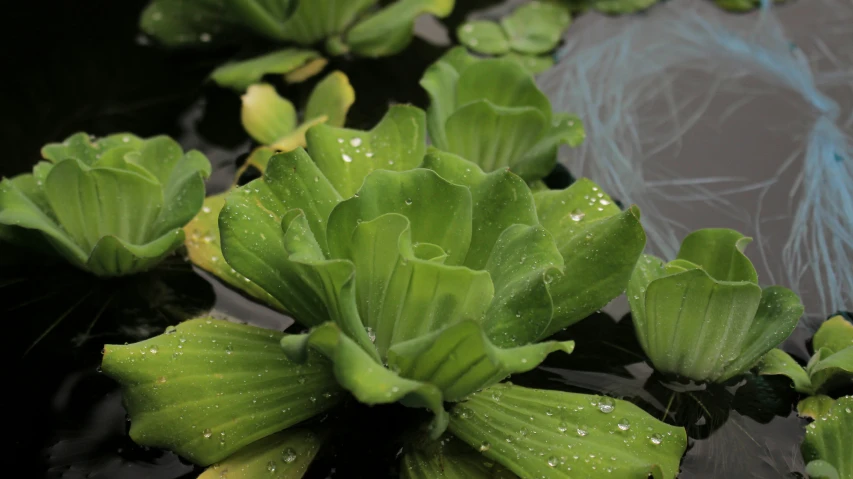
421;47;585;182
628;228;804;383
0;132;211;276
102;106;684;477
758;315;852;397
215;104;643;433
140;0;455;57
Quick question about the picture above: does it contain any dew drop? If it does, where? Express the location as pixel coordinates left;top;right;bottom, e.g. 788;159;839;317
557;422;568;433
267;461;277;472
282;447;297;464
350;137;362;147
617;419;631;431
365;327;376;343
598;397;615;414
547;456;559;467
342;154;353;163
569;209;585;222
149;346;159;354
404;198;413;205
479;441;491;452
576;427;588;437
650;434;662;445
203;428;213;438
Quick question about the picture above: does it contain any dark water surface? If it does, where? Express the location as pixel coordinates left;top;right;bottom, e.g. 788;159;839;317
4;1;846;478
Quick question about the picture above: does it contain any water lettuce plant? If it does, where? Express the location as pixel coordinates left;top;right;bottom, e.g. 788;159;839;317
421;47;585;182
140;0;455;90
758;315;852;396
800;396;852;479
458;1;571;74
628;228;804;383
101;105;687;477
0;133;211;276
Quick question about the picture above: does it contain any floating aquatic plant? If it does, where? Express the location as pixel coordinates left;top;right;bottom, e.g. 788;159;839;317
0;133;211;276
628;228;804;383
140;0;456;89
457;1;571;74
102;104;684;477
421;47;585;182
800;396;852;479
758;315;852;396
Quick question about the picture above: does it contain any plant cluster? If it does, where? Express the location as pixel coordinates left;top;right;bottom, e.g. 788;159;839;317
3;1;846;478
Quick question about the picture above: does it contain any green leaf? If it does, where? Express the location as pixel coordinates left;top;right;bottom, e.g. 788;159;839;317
241;83;298;145
421;149;540;270
455;59;551;115
534;179;646;337
448;383;686;478
198;428;323;479
805;460;841;479
808;347;853;393
306;105;426;198
140;0;237;47
184;193;285;310
419;47;479;150
346;0;456;57
335;213;493;355
327;168;472;266
501;52;555;75
0;174;87;267
801;396;852;479
500;2;571;55
277;0;377;45
642;269;763;381
758;348;813;394
676;228;759;283
444;101;547;176
210;49;325;91
514;113;585;181
401;434;516;478
101;318;341;466
457;21;510;55
798;395;836;420
590;0;660;15
387;321;573;401
421;49;572;181
280;322;449;437
304;71;355;128
813;315;853;355
220;149;344;326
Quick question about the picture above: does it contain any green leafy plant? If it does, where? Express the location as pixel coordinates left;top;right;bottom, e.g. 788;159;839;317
184;71;354;308
239;71;354;155
457;2;571;74
554;0;660;15
102;105;686;477
0;133;211;276
421;47;585;183
713;0;784;12
800;396;852;479
758;315;852;397
140;0;456;89
628;228;804;383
